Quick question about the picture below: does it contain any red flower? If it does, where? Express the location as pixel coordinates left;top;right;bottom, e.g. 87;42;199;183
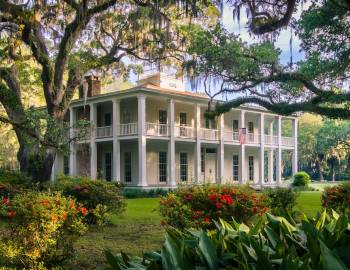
80;207;88;216
209;194;216;201
7;211;16;218
252;207;258;214
2;197;9;205
220;194;233;205
160;220;166;226
185;194;193;201
216;202;223;209
204;217;210;224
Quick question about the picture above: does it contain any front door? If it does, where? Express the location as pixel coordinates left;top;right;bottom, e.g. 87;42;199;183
205;150;217;183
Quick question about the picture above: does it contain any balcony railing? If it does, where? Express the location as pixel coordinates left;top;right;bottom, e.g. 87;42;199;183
175;125;195;138
282;136;294;147
223;131;239;142
264;135;278;145
247;133;259;144
146;122;169;136
118;123;138;136
200;128;219;141
96;126;112;138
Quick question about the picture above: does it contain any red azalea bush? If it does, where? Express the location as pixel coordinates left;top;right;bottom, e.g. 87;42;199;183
159;184;268;229
0;191;87;269
322;182;350;212
51;175;126;225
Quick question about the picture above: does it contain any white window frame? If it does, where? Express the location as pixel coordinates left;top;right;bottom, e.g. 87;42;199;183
232;154;239;181
124;152;132;182
158;152;167;183
179;152;188;182
248;155;254;181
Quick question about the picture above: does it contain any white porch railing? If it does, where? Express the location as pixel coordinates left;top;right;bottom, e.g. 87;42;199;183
175;125;195;138
118;123;138;136
282;136;294;147
200;128;219;141
146;122;169;136
264;135;278;145
247;133;259;144
96;126;112;138
223;131;239;142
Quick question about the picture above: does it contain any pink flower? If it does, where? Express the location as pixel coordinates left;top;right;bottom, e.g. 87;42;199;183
2;197;9;205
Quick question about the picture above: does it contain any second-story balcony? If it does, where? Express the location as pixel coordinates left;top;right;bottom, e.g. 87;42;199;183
200;128;219;141
145;122;169;137
96;126;113;138
175;125;195;139
118;123;138;136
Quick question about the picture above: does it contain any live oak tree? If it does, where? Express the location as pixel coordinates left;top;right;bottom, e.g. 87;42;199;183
0;0;210;181
184;0;350;120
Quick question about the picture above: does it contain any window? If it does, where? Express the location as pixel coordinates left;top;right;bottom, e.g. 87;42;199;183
124;152;132;182
248;122;254;133
232;120;239;131
159;152;167;182
201;148;205;173
64;156;69;175
104;113;111;126
179;113;187;136
248;156;254;181
179;112;187;125
105;152;112;181
159;110;167;124
232;155;239;181
180;152;188;181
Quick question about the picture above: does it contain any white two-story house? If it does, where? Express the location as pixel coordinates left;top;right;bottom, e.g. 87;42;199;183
51;72;298;188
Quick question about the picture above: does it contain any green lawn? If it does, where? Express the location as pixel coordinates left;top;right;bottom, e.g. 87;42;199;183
70;192;322;269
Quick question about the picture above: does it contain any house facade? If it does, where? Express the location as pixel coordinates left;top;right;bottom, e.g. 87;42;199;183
51;73;298;188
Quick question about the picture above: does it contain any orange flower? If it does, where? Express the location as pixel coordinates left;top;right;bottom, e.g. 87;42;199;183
7;211;16;218
160;220;166;226
80;207;88;216
69;200;75;209
62;211;67;221
40;199;50;206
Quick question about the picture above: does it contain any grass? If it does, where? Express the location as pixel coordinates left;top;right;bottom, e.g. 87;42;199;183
71;198;164;269
69;191;324;268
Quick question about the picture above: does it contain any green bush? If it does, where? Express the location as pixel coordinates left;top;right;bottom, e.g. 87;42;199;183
264;187;298;215
51;175;126;225
322;182;350;212
0;169;32;198
122;188;169;198
293;171;311;187
0;191;87;269
105;210;350;269
159;184;269;229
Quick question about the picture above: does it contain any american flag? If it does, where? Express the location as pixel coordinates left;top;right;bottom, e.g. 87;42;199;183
239;128;247;144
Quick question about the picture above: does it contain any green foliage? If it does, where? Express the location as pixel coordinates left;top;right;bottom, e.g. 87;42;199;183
0;191;87;269
293;171;311;187
51;175;126;225
105;210;350;269
322;182;350;213
0;169;33;199
122;188;169;199
159;185;268;229
264;188;298;215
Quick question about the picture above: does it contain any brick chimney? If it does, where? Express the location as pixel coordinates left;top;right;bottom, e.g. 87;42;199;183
79;75;101;98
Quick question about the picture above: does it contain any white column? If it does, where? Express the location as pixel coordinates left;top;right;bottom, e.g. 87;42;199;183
138;95;147;186
112;100;120;182
194;104;201;182
259;113;265;187
276;116;282;185
218;114;225;183
292;118;298;175
168;99;176;186
90;103;97;180
239;110;246;183
268;121;274;183
69;107;76;176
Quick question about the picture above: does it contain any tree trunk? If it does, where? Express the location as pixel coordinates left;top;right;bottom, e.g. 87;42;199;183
316;159;324;182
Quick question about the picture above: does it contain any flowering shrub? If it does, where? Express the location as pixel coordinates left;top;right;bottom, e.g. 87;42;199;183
159;185;268;229
322;182;350;212
52;175;126;225
0;191;87;269
264;187;298;215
